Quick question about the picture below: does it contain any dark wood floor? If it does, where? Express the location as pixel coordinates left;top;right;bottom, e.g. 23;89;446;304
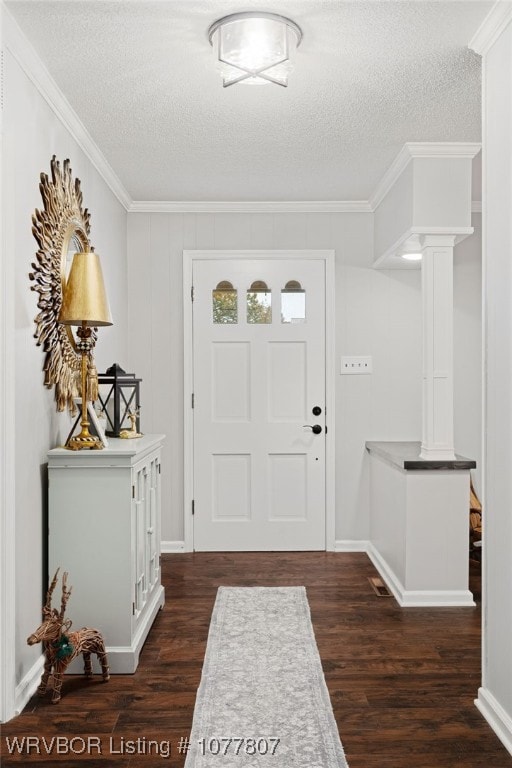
1;552;511;767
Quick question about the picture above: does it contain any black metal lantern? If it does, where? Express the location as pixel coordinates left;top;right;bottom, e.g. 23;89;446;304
97;363;141;437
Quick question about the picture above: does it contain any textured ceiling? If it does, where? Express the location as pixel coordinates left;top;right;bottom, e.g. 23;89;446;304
6;0;491;202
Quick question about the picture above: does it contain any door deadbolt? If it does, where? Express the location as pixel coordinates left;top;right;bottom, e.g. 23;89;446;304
312;406;322;416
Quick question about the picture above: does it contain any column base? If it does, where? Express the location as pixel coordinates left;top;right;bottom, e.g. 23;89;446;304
420;444;456;461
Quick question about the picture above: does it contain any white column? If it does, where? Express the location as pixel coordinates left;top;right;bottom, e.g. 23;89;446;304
420;235;456;460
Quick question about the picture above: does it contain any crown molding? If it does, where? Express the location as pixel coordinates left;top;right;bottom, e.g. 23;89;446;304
3;6;132;210
129;194;479;216
404;141;481;159
469;0;512;56
369;144;412;212
369;142;482;212
129;200;372;214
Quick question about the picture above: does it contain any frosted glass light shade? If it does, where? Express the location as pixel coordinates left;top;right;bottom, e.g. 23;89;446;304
209;12;302;87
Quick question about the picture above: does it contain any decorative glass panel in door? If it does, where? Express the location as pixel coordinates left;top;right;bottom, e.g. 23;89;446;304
281;280;306;323
247;280;272;323
213;281;237;323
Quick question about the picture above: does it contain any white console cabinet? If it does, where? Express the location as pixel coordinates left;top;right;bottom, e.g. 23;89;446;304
47;434;165;673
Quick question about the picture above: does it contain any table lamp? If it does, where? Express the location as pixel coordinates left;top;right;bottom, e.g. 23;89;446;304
59;249;112;450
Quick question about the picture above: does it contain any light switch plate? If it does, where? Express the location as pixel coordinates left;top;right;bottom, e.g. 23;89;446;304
341;356;373;374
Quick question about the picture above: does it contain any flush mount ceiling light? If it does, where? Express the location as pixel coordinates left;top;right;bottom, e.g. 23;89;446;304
401;252;423;261
208;12;303;87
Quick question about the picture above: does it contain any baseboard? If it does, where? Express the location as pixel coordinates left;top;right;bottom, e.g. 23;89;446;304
366;543;404;602
397;589;475;607
14;654;45;715
334;540;369;552
475;687;512;756
164;540;368;553
161;540;185;553
366;543;475;607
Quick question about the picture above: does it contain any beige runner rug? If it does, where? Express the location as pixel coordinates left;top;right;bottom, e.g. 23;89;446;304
185;586;349;767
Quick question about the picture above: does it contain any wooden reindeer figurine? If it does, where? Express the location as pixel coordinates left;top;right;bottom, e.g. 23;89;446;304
27;569;110;703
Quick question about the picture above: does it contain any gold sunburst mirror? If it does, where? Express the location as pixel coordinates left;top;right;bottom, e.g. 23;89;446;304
30;156;96;413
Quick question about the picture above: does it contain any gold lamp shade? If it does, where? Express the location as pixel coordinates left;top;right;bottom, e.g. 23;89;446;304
59;251;112;327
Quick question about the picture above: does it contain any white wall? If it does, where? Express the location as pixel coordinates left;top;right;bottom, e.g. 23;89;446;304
374;162;414;261
3;48;128;692
127;211;481;547
413;157;473;228
477;15;512;749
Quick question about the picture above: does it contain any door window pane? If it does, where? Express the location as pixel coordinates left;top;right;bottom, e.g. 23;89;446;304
213;281;237;324
281;280;306;323
247;280;272;324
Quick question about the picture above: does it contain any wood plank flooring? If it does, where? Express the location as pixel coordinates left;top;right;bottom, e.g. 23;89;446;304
2;552;511;767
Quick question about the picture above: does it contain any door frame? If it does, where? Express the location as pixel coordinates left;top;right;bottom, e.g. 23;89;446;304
183;249;336;553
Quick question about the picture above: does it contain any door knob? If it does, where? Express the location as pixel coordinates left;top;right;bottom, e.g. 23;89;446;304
312;406;322;416
303;424;322;434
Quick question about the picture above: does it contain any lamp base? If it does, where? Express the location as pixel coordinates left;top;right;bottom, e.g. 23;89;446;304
66;434;104;451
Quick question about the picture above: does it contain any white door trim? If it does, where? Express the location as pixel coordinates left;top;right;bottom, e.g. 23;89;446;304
183;249;336;553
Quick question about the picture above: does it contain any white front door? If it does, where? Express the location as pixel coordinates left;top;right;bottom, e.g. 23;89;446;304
192;256;327;551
